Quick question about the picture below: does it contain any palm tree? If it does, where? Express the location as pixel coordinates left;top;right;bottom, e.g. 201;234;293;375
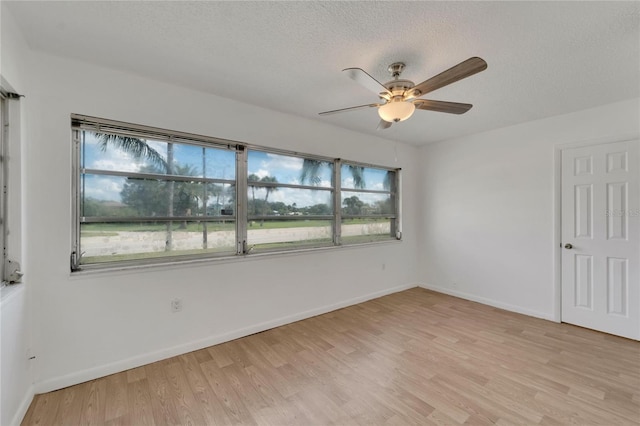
260;175;279;214
300;160;395;191
248;173;261;215
299;159;329;186
96;134;167;170
300;159;365;189
247;174;279;216
346;165;365;189
383;170;394;191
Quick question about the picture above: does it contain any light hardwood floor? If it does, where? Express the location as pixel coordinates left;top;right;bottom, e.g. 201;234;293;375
22;288;640;425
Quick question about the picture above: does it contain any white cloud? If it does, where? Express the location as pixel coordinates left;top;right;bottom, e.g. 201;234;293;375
85;176;124;201
147;141;168;159
343;176;354;187
254;169;270;179
264;153;302;170
88;141;147;172
270;188;331;208
93;158;143;173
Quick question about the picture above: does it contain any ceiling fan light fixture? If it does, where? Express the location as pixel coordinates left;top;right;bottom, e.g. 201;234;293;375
378;100;415;123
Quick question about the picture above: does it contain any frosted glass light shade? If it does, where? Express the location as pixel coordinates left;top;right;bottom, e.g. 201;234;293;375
378;101;415;123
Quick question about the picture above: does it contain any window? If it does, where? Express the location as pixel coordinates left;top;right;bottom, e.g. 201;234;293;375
73;118;237;267
0;94;6;282
340;162;398;244
72;115;401;270
0;85;23;285
246;150;334;252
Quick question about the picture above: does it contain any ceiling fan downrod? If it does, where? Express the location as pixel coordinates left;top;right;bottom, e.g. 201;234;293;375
387;62;406;79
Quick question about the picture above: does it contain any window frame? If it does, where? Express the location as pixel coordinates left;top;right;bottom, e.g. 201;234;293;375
71;115;401;272
244;148;336;253
339;161;400;244
0;94;7;283
71;115;241;269
0;84;23;285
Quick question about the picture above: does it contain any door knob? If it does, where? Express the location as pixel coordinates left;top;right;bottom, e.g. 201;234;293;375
564;243;573;249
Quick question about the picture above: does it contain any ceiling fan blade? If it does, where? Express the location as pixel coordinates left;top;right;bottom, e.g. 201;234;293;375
407;57;487;99
318;103;380;116
377;119;392;130
414;99;473;114
343;68;391;97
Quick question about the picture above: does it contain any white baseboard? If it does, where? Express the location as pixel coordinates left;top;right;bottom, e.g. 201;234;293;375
35;283;417;394
418;283;555;322
10;385;34;426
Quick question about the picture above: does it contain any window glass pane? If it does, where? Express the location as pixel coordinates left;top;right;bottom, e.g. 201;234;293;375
205;148;235;180
341;191;393;216
82;176;236;219
168;144;236;179
81;131;235;179
172;143;205;176
247;219;333;251
247;186;332;217
80;221;236;264
82;174;144;216
341;218;393;244
248;150;332;188
341;164;393;191
204;183;235;216
82;174;203;218
81;132;169;174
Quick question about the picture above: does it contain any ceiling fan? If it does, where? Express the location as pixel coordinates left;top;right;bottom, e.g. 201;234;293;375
319;57;487;130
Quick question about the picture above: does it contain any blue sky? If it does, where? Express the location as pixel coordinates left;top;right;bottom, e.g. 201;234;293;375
81;131;390;208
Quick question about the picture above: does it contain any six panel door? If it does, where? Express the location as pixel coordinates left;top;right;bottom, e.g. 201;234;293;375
561;140;639;340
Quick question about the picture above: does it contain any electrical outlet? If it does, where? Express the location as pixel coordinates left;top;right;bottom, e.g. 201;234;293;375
171;298;183;313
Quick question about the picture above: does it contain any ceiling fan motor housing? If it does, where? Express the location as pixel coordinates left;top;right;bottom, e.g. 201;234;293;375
384;79;415;95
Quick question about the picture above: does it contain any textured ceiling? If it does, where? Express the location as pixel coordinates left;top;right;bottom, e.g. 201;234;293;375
6;1;640;146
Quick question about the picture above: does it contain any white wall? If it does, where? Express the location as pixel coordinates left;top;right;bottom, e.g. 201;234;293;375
1;4;33;426
418;97;640;320
23;51;420;393
10;3;637;420
1;288;32;426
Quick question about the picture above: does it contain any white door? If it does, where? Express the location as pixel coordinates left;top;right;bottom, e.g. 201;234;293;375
562;140;639;340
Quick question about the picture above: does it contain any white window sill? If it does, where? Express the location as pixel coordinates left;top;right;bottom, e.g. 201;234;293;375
70;238;402;278
1;282;25;307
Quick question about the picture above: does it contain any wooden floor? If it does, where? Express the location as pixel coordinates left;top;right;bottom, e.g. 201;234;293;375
22;288;640;425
